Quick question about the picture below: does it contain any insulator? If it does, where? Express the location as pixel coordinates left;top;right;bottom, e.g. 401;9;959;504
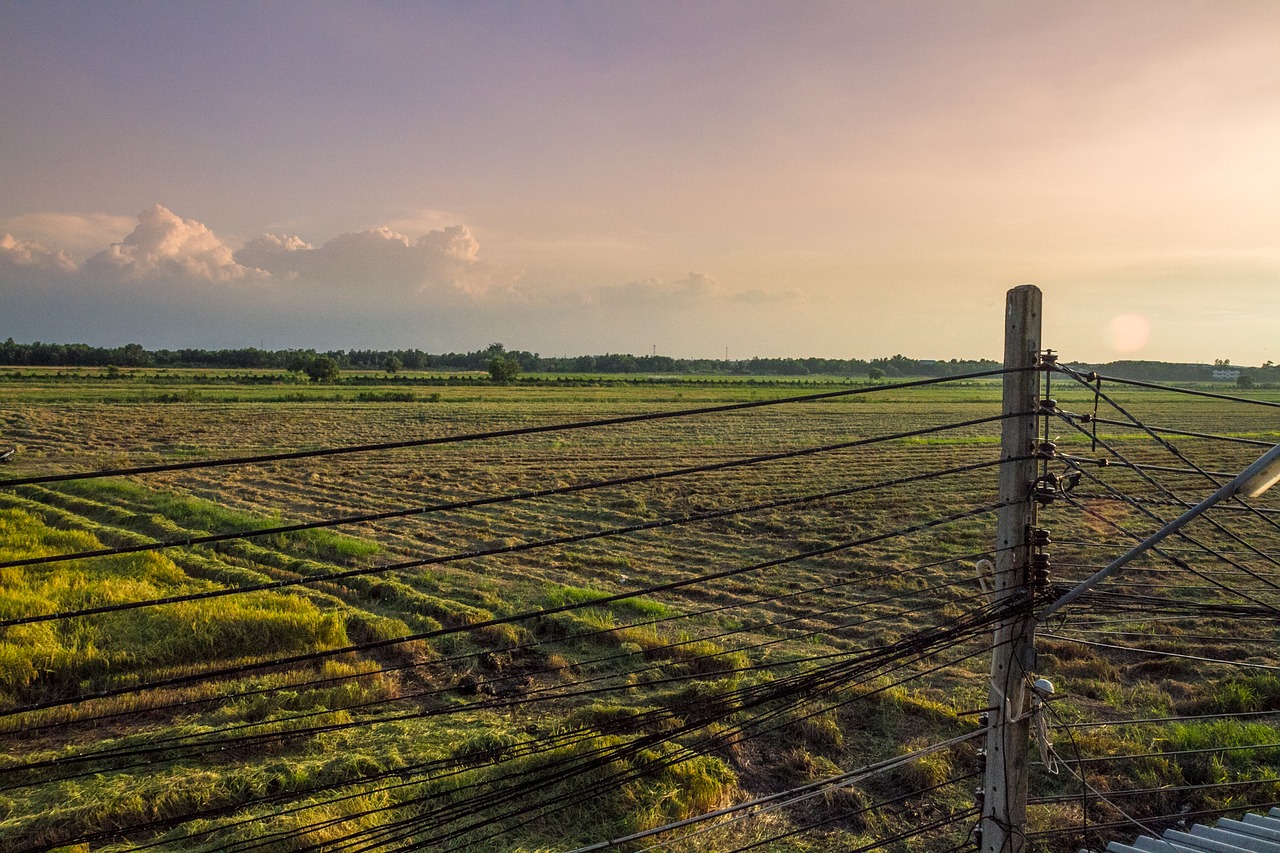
974;788;986;805
1040;350;1058;367
1035;441;1057;459
1033;552;1051;586
978;713;989;727
1039;398;1057;414
1032;529;1051;548
1033;483;1057;504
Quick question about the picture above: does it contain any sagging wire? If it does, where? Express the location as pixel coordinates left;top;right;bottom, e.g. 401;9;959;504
37;616;1014;852
0;368;1020;491
1055;363;1280;551
1045;456;1280;617
0;423;1015;576
7;541;1020;741
6;579;1012;787
1;500;1014;720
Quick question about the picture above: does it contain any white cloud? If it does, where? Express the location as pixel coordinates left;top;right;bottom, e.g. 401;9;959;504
2;205;520;306
0;233;77;274
234;224;519;298
382;208;469;238
0;212;136;261
83;204;267;284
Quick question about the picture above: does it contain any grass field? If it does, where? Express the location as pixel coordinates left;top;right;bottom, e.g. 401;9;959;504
2;372;1279;851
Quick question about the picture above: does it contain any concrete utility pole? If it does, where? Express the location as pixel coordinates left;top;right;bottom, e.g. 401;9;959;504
982;285;1042;853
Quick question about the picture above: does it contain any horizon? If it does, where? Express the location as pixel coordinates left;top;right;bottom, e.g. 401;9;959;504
2;336;1271;370
3;2;1278;365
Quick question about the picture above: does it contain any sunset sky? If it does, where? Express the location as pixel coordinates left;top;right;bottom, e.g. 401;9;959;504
2;1;1278;364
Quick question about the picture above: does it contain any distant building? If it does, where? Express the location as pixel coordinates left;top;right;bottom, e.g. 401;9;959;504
1213;368;1241;381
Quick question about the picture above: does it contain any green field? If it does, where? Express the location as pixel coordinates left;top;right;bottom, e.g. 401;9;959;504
2;372;1279;851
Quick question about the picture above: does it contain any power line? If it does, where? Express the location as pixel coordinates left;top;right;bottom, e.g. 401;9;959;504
1039;633;1280;673
0;368;1017;490
67;612;1008;850
5;581;1005;785
0;440;1010;574
1066;370;1280;408
7;544;1017;739
0;500;1011;719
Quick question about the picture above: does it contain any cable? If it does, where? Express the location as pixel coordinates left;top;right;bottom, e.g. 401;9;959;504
1082;417;1280;448
0;419;1014;625
562;732;985;852
5;578;1007;784
1027;799;1280;842
1056;710;1280;730
1039;633;1280;673
636;771;981;853
2;435;1008;573
1054;368;1280;561
0;434;1012;574
0;368;1018;489
241;601;1008;850
1067;370;1280;408
1;500;1011;719
121;640;1000;853
152;612;1008;850
9;541;1013;742
1030;775;1280;804
1048;466;1280;617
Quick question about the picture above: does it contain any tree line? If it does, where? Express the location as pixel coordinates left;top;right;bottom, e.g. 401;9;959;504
2;338;1276;382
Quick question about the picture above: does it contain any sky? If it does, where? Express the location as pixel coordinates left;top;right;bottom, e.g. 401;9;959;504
2;1;1278;364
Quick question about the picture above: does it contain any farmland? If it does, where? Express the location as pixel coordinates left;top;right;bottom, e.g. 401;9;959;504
2;369;1280;851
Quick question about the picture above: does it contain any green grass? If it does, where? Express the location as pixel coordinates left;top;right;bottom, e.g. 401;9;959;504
1;373;1279;851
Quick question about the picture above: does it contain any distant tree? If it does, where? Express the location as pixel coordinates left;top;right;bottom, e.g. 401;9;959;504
868;367;885;381
286;352;314;373
305;355;341;382
1237;373;1255;389
488;354;520;383
383;355;403;374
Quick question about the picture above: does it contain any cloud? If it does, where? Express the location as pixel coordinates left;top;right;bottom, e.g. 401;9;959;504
0;233;77;274
234;224;518;298
2;204;520;307
82;204;267;284
603;271;723;304
0;212;137;261
2;203;813;356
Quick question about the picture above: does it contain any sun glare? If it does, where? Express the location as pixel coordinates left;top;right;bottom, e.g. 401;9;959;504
1106;313;1152;354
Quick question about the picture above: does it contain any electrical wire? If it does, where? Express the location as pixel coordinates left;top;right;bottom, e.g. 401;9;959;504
0;368;1018;490
4;578;1009;785
0;431;1013;574
1;500;1011;720
0;419;1014;626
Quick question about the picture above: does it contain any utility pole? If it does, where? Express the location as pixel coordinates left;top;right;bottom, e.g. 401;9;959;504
981;285;1041;853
